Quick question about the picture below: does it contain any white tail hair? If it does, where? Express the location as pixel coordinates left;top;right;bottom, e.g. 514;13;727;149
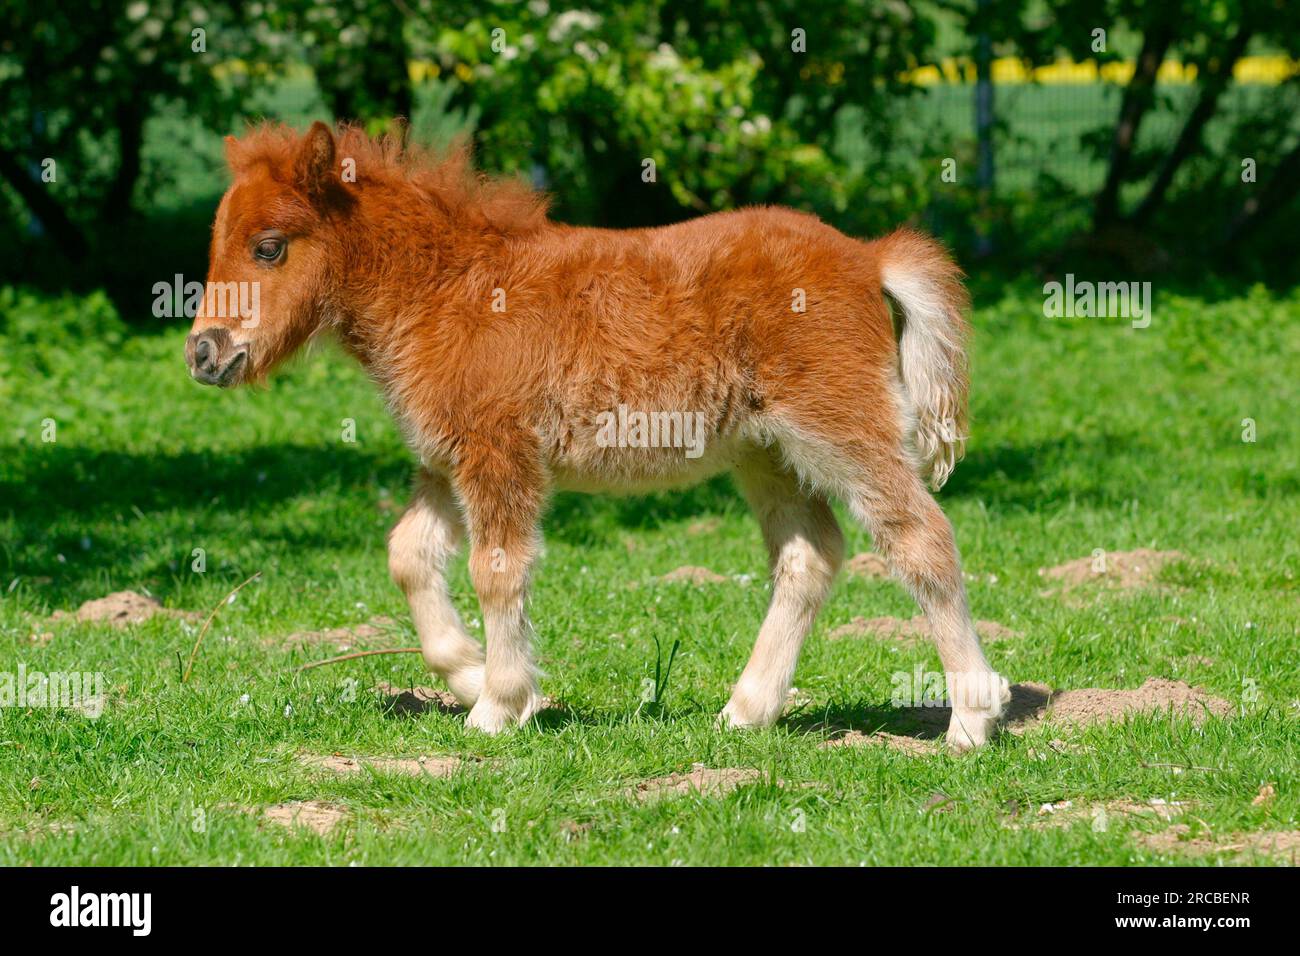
874;229;971;490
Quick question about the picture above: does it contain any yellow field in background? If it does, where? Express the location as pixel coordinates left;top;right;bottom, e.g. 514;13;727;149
906;55;1298;86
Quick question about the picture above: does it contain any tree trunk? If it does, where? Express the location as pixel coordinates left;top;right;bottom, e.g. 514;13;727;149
973;0;995;258
104;100;146;222
1132;23;1253;225
1220;139;1300;248
0;152;89;262
1094;27;1174;228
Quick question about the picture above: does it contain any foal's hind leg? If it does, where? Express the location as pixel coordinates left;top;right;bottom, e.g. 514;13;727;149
455;435;546;734
388;469;485;706
856;475;1008;750
721;446;844;728
780;427;1009;751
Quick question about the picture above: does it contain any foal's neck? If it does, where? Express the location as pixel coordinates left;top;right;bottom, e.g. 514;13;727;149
332;182;507;375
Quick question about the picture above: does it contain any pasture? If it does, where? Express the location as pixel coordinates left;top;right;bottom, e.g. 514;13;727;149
2;278;1297;865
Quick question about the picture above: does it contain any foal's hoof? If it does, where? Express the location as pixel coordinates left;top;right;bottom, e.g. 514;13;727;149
465;694;541;734
718;696;780;730
945;712;999;753
945;673;1011;753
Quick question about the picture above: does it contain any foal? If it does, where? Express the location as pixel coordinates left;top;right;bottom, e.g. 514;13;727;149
186;122;1009;749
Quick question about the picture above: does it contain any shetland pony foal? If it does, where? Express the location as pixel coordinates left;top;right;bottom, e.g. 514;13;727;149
186;122;1010;749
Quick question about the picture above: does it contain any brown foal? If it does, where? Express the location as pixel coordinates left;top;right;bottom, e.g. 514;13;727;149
185;122;1009;748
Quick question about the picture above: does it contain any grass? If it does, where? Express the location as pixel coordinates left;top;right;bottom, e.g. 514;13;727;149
1;278;1298;866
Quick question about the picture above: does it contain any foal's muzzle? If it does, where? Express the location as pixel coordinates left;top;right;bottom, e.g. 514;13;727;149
186;327;249;387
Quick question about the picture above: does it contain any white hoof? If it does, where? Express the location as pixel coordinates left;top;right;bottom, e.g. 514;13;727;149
464;692;541;734
946;672;1010;752
719;689;782;730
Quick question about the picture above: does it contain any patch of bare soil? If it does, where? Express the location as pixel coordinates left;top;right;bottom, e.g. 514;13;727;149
974;621;1023;642
1136;825;1300;862
269;616;398;649
922;792;958;813
1001;678;1230;732
1029;678;1232;727
820;729;941;757
559;820;594;841
1010;797;1192;830
3;820;78;841
1039;548;1186;596
985;677;1230;734
845;552;890;579
297;752;464;778
827;615;1021;644
261;800;348;835
49;591;194;627
630;764;764;801
660;565;727;585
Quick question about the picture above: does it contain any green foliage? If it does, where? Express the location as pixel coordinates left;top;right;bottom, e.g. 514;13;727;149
1;3;1296;277
0;1;281;228
408;1;942;227
266;0;414;125
0;287;126;391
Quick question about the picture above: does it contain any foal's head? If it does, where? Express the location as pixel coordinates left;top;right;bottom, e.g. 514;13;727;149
186;121;547;388
186;121;350;387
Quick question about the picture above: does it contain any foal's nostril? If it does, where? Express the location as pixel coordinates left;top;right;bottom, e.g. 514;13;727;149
194;337;214;370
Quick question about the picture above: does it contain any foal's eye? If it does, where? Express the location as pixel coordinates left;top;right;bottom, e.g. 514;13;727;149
252;235;286;263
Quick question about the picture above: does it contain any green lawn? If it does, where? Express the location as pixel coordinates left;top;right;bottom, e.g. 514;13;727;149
1;279;1297;865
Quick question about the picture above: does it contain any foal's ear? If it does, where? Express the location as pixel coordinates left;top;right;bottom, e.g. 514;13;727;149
295;121;337;203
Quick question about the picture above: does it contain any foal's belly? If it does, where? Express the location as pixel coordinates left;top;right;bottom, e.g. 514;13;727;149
547;430;747;495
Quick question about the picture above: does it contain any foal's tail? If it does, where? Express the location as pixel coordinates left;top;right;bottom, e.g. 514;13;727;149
873;228;971;490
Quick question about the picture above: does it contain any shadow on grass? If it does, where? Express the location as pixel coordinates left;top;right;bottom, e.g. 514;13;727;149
545;432;1164;546
0;442;411;602
369;678;1057;742
4;425;1167;603
938;432;1153;508
1;442;749;597
373;681;589;733
786;683;1053;742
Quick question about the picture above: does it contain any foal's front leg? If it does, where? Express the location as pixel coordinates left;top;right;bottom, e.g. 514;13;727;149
456;440;546;734
388;469;485;706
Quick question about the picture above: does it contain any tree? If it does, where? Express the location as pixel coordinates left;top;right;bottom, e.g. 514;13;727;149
965;0;1298;252
0;0;280;260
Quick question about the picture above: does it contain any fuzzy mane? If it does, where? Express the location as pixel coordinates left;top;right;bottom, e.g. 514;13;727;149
224;122;550;234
